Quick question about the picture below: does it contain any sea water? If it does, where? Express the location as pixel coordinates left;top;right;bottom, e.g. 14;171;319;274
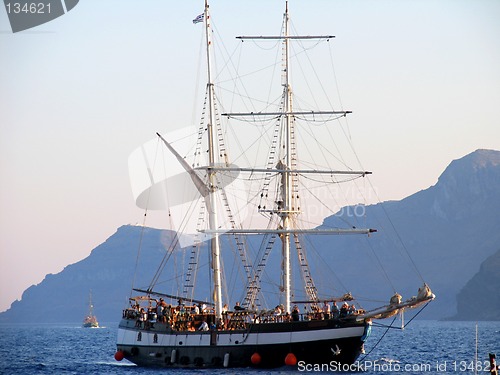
0;320;498;374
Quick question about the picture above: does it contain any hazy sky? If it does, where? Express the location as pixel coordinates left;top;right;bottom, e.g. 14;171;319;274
1;0;499;313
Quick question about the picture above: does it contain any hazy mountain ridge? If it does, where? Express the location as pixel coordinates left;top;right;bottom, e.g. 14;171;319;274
452;248;500;321
1;149;499;323
431;149;500;219
317;149;500;318
0;226;170;323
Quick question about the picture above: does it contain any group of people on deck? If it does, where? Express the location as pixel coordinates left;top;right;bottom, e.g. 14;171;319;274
293;300;358;321
319;300;358;320
126;297;359;331
129;298;214;330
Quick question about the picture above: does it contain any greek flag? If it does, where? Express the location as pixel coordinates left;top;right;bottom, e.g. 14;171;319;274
192;13;204;24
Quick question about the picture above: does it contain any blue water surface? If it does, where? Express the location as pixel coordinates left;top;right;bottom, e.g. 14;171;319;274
0;320;498;374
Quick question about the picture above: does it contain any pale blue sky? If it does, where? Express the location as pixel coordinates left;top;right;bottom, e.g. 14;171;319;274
1;0;499;313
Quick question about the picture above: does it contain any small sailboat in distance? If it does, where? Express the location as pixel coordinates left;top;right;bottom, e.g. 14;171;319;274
83;290;99;328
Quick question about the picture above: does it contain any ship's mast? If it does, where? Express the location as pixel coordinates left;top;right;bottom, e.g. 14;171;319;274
88;290;94;316
204;0;223;320
220;2;368;314
282;0;292;314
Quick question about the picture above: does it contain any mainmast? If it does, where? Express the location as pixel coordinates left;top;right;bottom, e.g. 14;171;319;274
281;0;292;314
204;0;223;320
223;1;362;314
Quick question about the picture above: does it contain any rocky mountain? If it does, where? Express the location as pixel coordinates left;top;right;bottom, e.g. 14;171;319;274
0;149;499;323
451;248;500;321
0;225;171;323
316;149;500;318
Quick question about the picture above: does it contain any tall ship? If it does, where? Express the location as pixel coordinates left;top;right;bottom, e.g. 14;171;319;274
83;290;99;328
115;1;434;368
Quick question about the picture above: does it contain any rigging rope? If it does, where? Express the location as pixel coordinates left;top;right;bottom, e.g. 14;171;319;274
367;177;426;284
130;138;161;297
359;302;431;362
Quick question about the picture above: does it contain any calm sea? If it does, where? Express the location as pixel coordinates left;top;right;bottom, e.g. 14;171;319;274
0;320;498;374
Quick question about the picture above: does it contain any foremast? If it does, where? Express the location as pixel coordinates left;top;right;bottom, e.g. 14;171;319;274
204;0;223;321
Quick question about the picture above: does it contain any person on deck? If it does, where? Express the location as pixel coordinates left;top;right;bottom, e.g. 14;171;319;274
233;302;244;311
323;301;331;320
292;305;300;321
193;304;200;315
140;308;147;328
348;304;356;315
332;302;340;319
156;299;164;322
340;302;349;318
198;319;209;331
